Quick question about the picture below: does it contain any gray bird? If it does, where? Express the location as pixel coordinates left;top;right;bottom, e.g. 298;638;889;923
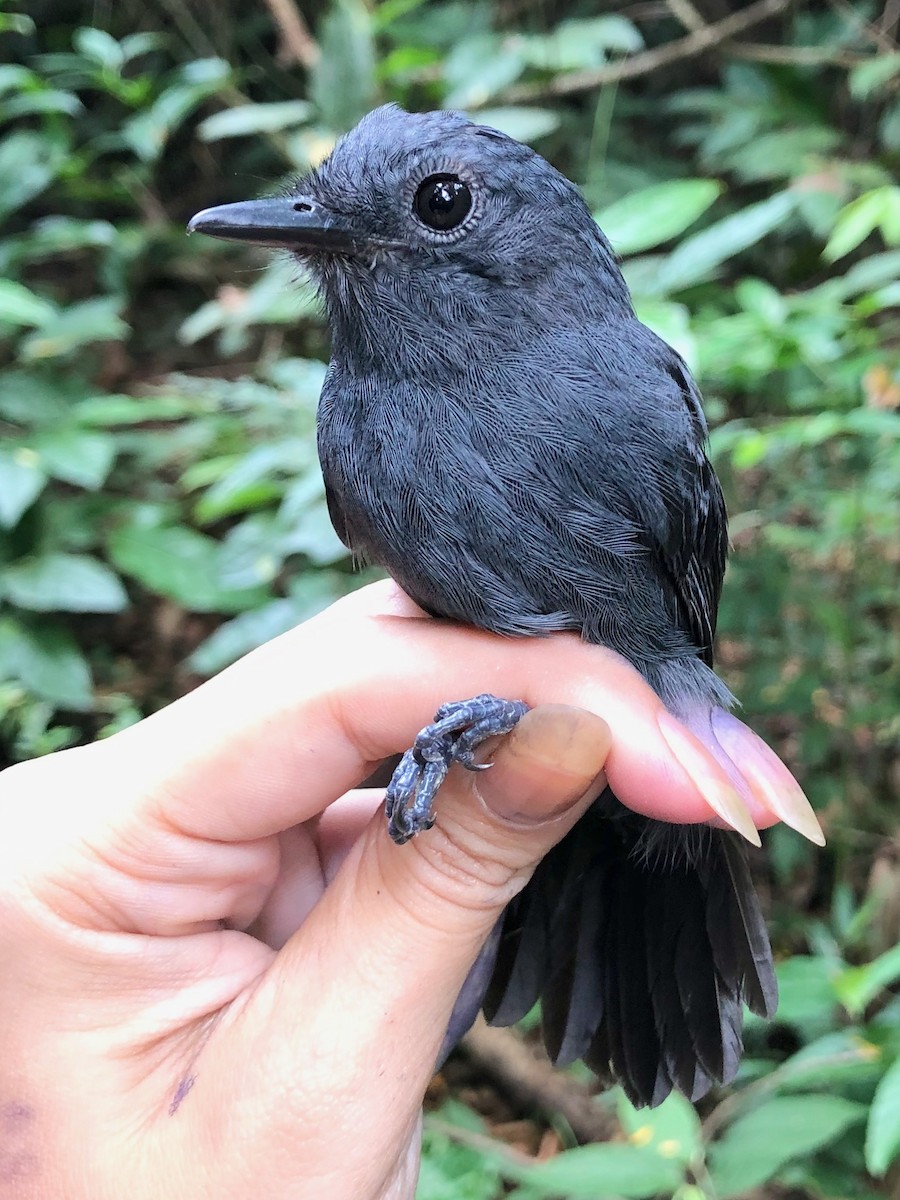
189;105;823;1107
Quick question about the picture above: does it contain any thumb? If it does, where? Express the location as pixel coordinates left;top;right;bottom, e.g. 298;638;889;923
363;700;610;954
226;706;609;1175
322;704;610;1048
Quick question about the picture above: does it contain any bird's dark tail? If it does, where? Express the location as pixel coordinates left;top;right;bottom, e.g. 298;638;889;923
454;794;777;1108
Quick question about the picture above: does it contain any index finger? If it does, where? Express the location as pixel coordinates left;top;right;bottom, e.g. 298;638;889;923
96;580;771;842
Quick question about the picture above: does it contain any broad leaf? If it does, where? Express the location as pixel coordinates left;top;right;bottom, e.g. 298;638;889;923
199;100;313;141
18;297;129;359
1;553;128;613
0;130;69;220
522;1142;684;1198
32;428;116;490
108;522;268;613
475;106;560;143
310;0;377;131
442;34;525;109
0;449;47;527
616;1090;702;1166
835;943;900;1016
0;281;57;328
850;52;900;99
122;58;231;162
824;186;900;262
74;26;125;72
596;179;722;256
709;1095;865;1197
866;1053;900;1176
653;190;796;293
0;616;92;708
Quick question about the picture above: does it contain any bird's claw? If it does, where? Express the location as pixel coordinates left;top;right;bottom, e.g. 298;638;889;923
385;693;530;844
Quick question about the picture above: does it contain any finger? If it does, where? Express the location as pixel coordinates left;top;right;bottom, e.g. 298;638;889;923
248;791;384;948
246;825;324;948
316;789;383;884
89;582;761;843
205;706;610;1182
322;577;428;619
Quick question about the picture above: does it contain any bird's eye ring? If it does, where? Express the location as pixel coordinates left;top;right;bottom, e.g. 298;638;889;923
413;174;473;233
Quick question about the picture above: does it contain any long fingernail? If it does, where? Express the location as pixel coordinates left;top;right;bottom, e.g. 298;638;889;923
712;711;826;846
657;712;761;847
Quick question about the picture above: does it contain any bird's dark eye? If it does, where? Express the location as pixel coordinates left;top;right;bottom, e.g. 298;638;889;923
413;175;472;232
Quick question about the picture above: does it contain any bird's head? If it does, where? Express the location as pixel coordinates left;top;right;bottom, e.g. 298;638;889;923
189;105;632;367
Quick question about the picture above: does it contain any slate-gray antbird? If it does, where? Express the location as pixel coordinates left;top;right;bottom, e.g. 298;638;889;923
189;105;824;1108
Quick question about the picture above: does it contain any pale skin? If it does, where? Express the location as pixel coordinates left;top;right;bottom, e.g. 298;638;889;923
0;581;778;1199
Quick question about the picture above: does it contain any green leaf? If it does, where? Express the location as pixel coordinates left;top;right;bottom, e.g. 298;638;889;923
523;1142;684;1198
708;1096;866;1198
198;100;313;141
824;187;900;261
18;297;129;359
14;217;117;261
310;0;377;131
834;943;900;1016
188;597;303;674
215;515;283;589
30;428;116;490
773;1030;883;1092
771;955;841;1036
725;127;840;184
280;499;348;565
420;1104;505;1200
121;59;231;162
653;190;796;293
0;65;36;95
866;1052;900;1176
0;90;83;121
596;180;722;256
0;130;69;220
475;107;560;143
73;27;125;72
0;13;35;34
119;32;164;64
633;299;696;370
443;34;525;109
850;52;900;99
520;15;642;72
0;616;92;708
1;554;128;613
108;522;268;613
616;1090;702;1166
0;280;56;328
76;393;201;426
881;99;900;151
734;277;787;324
178;260;320;346
194;440;306;523
0;448;48;527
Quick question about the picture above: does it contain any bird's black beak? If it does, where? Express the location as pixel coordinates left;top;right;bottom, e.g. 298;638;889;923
187;196;387;255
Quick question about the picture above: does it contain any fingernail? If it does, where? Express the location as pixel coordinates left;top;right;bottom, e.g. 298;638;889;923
657;711;761;847
711;711;826;846
476;706;610;825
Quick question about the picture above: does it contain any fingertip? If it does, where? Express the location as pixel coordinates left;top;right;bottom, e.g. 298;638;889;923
656;711;761;845
711;710;825;845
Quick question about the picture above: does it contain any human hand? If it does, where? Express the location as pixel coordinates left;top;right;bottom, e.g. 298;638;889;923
0;581;792;1199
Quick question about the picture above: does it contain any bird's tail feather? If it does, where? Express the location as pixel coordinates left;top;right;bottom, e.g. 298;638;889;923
461;794;777;1109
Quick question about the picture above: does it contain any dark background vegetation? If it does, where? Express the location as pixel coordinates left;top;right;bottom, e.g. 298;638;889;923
1;0;898;1195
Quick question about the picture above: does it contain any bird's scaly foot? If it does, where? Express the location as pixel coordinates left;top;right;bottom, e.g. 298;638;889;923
385;693;530;844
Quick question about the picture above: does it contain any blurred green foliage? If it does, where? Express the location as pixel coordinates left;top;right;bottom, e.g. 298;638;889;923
1;0;899;1196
